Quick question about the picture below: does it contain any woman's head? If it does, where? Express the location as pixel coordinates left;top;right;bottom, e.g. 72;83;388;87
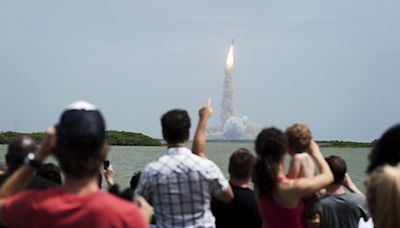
253;127;287;198
367;164;400;228
367;123;400;173
255;127;287;161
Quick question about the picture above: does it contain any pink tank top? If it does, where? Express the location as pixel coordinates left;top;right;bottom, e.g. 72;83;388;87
257;177;305;228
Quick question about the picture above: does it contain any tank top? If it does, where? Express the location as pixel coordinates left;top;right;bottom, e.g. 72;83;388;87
257;177;305;228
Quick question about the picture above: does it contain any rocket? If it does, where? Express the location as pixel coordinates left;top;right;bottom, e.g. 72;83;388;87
226;39;234;70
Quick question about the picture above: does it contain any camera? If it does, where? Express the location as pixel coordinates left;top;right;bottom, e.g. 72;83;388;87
103;160;110;169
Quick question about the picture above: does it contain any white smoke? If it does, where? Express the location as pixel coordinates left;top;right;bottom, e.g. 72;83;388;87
220;69;236;124
206;42;261;140
207;117;261;140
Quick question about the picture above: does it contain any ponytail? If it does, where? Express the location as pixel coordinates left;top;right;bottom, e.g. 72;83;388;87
252;156;278;199
252;127;287;199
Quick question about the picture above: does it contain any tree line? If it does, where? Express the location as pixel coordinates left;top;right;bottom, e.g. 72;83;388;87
318;140;377;148
0;130;162;146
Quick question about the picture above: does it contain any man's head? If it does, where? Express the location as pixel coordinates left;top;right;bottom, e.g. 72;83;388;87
6;136;37;173
161;109;191;144
285;123;312;155
228;148;255;181
326;155;347;184
54;101;107;178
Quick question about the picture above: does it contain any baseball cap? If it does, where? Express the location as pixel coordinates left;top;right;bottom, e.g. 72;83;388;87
56;101;106;150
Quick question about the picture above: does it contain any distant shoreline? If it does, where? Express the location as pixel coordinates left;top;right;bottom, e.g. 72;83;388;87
0;131;163;147
0;131;376;148
205;139;375;148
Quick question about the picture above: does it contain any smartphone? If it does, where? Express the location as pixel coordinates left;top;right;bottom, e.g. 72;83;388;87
103;160;110;169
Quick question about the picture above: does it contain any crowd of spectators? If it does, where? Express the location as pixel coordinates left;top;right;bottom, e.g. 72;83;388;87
0;100;399;228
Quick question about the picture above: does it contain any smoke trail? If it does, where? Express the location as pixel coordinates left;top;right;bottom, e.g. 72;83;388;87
206;40;261;140
220;67;237;124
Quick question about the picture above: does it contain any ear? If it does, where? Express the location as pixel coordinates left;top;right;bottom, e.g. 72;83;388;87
100;144;109;161
184;130;190;141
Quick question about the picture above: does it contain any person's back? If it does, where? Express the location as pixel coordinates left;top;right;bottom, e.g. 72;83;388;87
3;187;144;228
136;103;233;228
320;156;369;228
0;101;148;228
286;123;315;179
212;183;260;228
285;123;320;225
320;192;368;228
257;190;305;228
252;128;333;228
140;148;226;227
288;152;314;179
211;148;261;228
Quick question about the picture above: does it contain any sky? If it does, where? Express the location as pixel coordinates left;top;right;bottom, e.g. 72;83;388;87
0;0;399;142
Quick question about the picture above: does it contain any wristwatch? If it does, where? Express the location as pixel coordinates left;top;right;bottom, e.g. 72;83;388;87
24;152;42;169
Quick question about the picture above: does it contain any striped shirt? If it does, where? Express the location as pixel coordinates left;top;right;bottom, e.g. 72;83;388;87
135;147;230;228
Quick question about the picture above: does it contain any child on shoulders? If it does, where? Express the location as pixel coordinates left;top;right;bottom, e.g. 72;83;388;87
285;123;320;227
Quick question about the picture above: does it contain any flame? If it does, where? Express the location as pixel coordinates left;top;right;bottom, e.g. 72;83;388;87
226;44;234;70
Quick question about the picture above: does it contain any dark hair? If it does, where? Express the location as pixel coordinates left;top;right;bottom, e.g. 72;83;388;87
6;136;37;172
285;123;312;154
367;124;400;173
252;127;287;199
325;156;346;184
54;145;107;178
108;172;142;202
161;109;191;144
229;148;255;180
37;163;62;184
130;171;141;190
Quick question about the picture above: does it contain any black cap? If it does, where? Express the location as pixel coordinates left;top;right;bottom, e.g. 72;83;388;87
56;101;106;150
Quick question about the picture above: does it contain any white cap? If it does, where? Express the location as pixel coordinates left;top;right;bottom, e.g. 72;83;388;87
66;100;97;111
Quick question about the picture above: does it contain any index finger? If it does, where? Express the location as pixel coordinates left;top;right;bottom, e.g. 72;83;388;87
207;97;212;107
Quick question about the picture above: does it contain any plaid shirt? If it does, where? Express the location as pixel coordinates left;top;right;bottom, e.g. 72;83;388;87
135;147;230;228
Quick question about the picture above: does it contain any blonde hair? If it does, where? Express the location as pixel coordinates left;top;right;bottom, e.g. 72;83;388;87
285;123;312;153
367;164;400;228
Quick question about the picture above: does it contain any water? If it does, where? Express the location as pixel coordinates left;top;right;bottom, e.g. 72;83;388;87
0;143;370;192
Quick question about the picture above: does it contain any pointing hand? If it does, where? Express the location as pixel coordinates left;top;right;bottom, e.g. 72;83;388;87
199;97;213;119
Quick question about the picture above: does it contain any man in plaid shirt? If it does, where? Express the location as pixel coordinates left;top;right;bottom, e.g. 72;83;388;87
135;100;234;228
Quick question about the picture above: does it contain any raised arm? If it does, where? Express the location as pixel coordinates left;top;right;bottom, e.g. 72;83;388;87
0;128;55;225
192;98;212;158
0;128;55;199
292;141;333;196
343;173;366;199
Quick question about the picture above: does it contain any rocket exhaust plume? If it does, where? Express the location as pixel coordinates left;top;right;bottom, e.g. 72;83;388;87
206;39;261;140
220;39;237;125
225;41;234;71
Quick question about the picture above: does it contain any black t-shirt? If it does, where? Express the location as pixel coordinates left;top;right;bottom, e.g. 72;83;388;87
211;182;262;228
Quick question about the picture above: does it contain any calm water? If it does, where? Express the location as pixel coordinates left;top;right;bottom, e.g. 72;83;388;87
0;143;370;191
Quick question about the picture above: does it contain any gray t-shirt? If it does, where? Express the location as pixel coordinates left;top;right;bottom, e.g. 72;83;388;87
320;191;370;228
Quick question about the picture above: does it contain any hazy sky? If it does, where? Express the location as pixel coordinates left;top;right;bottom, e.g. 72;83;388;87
1;0;399;141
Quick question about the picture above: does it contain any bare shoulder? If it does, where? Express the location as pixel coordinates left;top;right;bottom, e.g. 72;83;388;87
293;152;312;161
275;180;303;208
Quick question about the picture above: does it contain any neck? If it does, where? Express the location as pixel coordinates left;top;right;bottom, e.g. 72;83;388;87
326;183;345;195
63;175;100;195
167;142;187;148
230;177;249;188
